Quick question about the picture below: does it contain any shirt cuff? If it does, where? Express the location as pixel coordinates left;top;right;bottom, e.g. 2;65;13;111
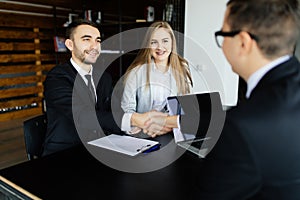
121;113;133;131
121;113;142;135
177;115;181;130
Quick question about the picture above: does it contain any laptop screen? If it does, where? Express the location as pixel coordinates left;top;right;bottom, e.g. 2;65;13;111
167;92;222;143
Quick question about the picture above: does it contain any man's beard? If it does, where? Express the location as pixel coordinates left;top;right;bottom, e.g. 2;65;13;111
77;49;100;64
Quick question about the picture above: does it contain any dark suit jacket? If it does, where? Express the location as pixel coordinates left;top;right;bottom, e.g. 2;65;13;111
42;60;122;156
191;56;300;199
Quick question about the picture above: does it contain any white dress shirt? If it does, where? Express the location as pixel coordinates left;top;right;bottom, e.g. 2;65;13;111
70;58;97;101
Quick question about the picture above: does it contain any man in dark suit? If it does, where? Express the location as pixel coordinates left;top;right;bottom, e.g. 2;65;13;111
144;0;300;198
189;0;300;199
42;19;122;156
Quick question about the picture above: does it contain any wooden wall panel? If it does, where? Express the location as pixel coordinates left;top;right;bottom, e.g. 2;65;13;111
0;64;53;74
0;13;55;29
0;86;43;99
0;1;62;121
0;42;35;51
0;107;42;121
0;97;42;109
0;76;43;87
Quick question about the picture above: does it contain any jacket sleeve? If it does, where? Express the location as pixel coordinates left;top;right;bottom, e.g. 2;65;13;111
44;66;75;123
189;117;261;199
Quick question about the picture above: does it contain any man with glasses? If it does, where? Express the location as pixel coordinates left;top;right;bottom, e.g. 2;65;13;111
189;0;300;199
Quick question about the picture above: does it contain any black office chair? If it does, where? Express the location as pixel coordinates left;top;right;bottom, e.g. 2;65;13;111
23;114;47;160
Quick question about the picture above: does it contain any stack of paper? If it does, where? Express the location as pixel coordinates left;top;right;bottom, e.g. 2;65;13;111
87;134;159;156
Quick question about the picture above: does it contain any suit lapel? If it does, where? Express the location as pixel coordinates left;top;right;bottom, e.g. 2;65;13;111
70;62;96;106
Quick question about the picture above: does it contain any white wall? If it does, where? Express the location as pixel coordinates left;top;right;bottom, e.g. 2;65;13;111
184;0;238;106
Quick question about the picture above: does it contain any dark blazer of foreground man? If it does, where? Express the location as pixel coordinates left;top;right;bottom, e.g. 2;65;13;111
42;19;121;156
190;0;300;199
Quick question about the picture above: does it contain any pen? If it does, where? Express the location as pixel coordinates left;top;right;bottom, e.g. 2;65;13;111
142;144;161;153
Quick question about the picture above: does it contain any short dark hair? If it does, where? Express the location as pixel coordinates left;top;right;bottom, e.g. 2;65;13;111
226;0;300;58
65;19;99;39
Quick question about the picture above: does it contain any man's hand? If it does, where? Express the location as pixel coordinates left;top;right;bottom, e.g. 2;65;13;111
143;114;178;138
131;110;168;130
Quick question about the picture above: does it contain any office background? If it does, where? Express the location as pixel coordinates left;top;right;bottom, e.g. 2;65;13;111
1;0;300;170
0;0;184;169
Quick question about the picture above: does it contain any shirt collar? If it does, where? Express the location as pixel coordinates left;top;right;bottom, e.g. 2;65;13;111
246;55;291;98
70;58;93;77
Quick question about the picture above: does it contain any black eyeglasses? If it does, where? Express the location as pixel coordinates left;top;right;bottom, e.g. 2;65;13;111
214;30;259;48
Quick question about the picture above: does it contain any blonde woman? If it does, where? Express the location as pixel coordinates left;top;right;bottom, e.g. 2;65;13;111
121;21;193;137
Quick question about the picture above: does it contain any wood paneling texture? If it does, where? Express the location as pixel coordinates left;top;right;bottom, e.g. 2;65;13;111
0;1;67;122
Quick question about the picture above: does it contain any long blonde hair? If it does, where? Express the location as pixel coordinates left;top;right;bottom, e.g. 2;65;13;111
124;21;193;94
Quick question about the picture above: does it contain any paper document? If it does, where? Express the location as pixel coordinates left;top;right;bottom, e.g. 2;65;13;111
87;134;159;156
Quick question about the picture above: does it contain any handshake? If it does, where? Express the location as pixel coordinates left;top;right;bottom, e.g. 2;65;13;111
131;110;178;138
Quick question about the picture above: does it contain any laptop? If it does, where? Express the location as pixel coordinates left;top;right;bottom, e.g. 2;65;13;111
167;92;224;158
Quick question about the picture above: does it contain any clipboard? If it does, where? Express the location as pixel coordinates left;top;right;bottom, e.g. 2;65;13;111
87;134;160;156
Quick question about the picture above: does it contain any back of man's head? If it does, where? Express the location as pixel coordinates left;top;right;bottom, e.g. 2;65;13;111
226;0;300;59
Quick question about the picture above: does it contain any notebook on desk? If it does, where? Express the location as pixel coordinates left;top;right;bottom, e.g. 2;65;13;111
167;92;223;158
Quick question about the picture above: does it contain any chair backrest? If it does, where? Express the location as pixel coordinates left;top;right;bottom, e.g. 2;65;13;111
23;114;47;160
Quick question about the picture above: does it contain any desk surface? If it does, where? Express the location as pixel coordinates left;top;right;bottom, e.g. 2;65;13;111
0;135;203;200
